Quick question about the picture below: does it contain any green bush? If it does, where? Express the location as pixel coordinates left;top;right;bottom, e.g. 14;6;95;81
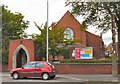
60;59;112;64
2;48;8;64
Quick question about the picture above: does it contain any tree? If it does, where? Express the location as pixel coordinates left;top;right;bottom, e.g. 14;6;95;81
65;1;120;54
2;5;29;64
33;22;78;61
65;0;120;76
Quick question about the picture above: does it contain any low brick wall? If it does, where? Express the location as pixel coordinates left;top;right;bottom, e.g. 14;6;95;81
0;65;8;72
54;63;120;74
2;64;120;74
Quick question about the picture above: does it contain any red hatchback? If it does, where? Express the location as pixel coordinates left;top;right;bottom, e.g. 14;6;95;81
10;61;56;80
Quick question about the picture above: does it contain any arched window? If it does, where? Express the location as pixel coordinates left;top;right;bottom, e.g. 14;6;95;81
64;28;74;39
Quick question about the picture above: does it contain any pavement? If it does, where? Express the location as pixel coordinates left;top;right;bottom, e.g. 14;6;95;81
58;74;119;82
1;72;120;83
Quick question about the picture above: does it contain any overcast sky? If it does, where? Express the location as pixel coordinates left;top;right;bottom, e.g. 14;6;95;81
1;0;113;45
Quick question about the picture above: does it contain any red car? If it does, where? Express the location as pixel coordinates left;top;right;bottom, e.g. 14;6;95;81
10;61;56;80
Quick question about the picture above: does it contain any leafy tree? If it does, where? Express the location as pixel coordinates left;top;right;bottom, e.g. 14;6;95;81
33;22;78;61
2;5;29;64
65;1;120;61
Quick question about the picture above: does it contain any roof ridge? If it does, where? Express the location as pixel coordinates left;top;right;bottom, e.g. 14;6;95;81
55;10;82;27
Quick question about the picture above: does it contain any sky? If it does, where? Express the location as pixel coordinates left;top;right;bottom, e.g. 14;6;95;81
1;0;113;45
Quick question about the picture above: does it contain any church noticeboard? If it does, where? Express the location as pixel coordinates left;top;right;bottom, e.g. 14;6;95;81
72;47;93;59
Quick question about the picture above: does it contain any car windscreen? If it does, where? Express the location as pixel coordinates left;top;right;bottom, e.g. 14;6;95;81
23;62;36;69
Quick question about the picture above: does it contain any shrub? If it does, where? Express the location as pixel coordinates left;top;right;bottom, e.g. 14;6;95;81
60;59;112;64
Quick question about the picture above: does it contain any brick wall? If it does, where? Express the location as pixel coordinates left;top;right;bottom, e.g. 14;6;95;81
0;65;8;71
86;31;104;59
54;63;120;74
1;64;120;74
8;40;35;69
54;11;86;47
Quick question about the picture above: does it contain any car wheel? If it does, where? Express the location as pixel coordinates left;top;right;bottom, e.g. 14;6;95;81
42;73;49;80
50;75;55;79
13;72;19;80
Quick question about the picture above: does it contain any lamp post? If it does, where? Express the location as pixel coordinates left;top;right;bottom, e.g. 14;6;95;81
46;0;49;63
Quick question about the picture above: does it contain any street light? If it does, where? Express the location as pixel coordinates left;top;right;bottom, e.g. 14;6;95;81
46;0;49;63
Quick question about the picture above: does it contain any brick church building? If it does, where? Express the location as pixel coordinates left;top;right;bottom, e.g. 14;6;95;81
52;11;104;59
8;11;104;69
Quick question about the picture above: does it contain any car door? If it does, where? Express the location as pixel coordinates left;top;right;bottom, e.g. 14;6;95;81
20;62;36;77
34;62;44;77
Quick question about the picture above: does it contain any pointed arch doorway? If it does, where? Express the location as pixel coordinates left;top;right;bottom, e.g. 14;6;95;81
16;48;27;68
12;45;30;69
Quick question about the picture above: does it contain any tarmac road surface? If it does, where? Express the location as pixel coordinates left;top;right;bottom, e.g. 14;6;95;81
1;72;120;84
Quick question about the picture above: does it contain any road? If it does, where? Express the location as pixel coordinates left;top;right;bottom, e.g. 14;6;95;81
1;72;120;83
1;72;85;82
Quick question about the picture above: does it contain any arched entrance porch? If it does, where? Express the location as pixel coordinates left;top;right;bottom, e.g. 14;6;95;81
16;48;27;68
12;45;30;69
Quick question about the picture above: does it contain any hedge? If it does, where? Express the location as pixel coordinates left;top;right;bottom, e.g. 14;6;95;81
60;59;112;64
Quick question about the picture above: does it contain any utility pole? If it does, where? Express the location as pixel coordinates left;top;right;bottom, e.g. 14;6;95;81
112;12;118;77
46;0;49;63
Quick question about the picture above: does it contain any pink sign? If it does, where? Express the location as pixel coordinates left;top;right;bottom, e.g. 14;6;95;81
75;48;81;59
